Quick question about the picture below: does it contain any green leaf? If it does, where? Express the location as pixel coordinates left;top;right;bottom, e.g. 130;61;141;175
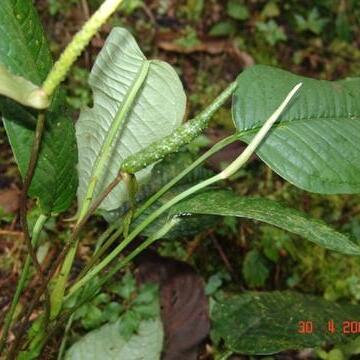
65;317;164;360
242;249;270;288
209;20;237;37
77;27;186;212
110;272;136;300
233;65;360;194
171;190;360;255
227;0;249;21
0;0;51;85
211;291;360;355
0;0;77;214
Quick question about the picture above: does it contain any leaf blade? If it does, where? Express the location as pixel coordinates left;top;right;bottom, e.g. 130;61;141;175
0;0;78;214
233;65;360;194
172;190;360;255
211;291;360;355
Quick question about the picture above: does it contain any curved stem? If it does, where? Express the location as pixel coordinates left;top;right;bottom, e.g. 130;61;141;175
136;134;239;218
42;0;125;97
67;83;302;297
0;215;48;354
77;134;239;279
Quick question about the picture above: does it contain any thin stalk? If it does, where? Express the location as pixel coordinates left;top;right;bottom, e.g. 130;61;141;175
135;134;239;218
9;169;125;351
57;314;74;360
42;0;125;97
6;112;51;360
67;83;302;297
0;215;48;354
36;220;179;353
50;171;125;319
76;134;239;279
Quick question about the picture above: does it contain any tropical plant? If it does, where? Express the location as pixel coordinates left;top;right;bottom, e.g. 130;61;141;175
1;0;360;358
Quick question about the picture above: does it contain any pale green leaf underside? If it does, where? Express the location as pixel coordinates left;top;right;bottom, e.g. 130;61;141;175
211;291;360;355
172;190;360;255
233;65;360;194
65;318;163;360
77;27;186;212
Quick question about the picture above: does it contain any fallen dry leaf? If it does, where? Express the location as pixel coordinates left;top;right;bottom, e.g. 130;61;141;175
136;251;210;360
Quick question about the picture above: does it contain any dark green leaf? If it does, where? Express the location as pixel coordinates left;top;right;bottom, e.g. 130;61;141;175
102;302;124;323
0;0;77;214
209;20;237;37
211;291;360;355
118;310;141;340
242;249;270;288
233;65;360;194
81;304;103;330
110;272;136;300
172;190;360;255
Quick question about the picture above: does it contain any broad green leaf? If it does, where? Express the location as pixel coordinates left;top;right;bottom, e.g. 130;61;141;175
233;65;360;194
2;94;78;213
171;190;360;255
65;318;164;360
0;64;49;109
0;0;77;214
77;27;186;212
211;291;360;355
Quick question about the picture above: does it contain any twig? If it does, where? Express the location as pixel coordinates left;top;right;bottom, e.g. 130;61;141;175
4;113;50;358
211;234;234;274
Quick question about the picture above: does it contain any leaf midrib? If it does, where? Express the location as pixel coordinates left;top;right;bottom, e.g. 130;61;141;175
237;114;360;137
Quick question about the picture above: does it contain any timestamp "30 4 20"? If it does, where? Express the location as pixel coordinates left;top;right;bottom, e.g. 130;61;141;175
297;320;360;334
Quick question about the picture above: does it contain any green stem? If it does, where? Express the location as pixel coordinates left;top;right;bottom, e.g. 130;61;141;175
135;134;239;218
0;214;48;354
57;314;74;360
37;220;179;349
66;218;179;302
121;81;238;174
78;134;238;278
66;83;302;297
42;0;125;97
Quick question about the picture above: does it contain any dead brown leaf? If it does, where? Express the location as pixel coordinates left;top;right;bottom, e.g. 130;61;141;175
136;251;210;360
